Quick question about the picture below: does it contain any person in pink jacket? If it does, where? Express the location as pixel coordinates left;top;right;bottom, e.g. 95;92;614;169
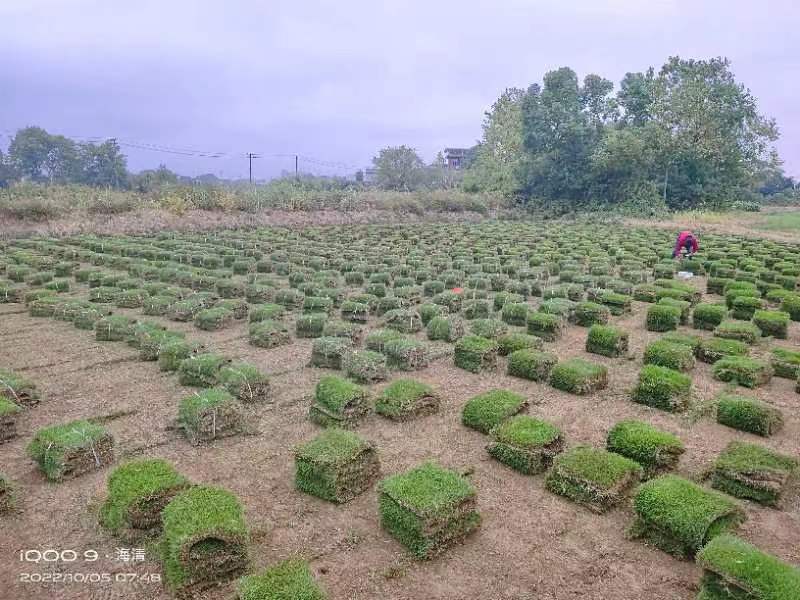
672;230;699;259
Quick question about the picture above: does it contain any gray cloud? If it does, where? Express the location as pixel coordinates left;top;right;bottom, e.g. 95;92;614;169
1;0;797;178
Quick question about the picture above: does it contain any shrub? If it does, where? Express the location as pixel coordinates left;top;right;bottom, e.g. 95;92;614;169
632;365;691;413
99;459;190;534
752;309;790;339
713;320;761;344
549;359;608;395
770;347;800;379
545;446;642;513
310;337;353;369
342;349;389;383
497;332;543;356
375;379;440;420
716;393;783;436
486;415;563;475
309;375;370;427
631;475;745;559
574;301;610;326
161;486;248;592
711;441;799;508
606;420;684;478
378;462;480;559
643;340;695;372
696;337;748;364
692;303;727;330
453;335;498;373
507;349;558;381
646;304;681;332
730;296;763;320
27;419;114;481
249;320;291;348
294;428;379;503
426;316;465;342
712;356;772;388
218;362;270;403
178;353;229;387
696;534;800;600
178;388;244;444
237;559;326;600
527;311;565;341
462;389;527;434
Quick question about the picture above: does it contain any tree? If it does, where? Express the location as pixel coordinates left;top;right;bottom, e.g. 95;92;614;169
0;150;18;188
372;146;425;191
7;126;82;183
463;88;525;196
519;67;608;203
79;139;128;188
130;164;179;192
643;57;778;208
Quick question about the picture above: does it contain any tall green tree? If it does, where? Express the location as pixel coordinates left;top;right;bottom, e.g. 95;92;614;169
0;150;17;187
79;139;128;187
519;68;614;203
463;88;525;196
8;126;82;183
611;57;779;209
372;145;425;191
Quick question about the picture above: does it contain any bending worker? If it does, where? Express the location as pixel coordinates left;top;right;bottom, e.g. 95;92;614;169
672;230;699;259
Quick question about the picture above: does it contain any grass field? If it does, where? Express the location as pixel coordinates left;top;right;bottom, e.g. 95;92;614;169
1;220;798;599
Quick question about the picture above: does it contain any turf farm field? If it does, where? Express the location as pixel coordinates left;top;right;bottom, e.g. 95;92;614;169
1;222;799;600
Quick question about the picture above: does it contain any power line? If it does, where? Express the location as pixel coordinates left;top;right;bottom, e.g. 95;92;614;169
1;128;367;177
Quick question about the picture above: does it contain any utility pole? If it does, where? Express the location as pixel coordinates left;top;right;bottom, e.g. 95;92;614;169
248;153;261;184
295;155;299;180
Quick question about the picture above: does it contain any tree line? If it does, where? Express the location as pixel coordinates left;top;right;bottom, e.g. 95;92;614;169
3;56;797;212
461;56;797;211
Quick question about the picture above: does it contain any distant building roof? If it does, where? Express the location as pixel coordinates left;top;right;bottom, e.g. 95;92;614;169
444;148;468;158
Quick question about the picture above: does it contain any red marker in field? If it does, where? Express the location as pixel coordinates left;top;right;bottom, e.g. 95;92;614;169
452;287;464;294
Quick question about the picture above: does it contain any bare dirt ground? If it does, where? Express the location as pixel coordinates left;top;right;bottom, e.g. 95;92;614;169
0;276;798;600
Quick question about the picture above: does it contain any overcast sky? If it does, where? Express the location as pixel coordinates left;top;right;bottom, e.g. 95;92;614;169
1;0;798;179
